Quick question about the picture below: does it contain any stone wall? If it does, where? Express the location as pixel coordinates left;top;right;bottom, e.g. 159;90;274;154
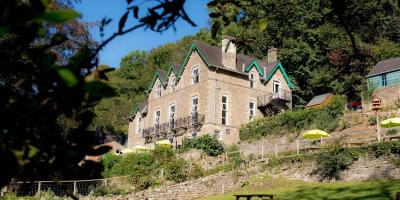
83;171;248;200
270;155;400;181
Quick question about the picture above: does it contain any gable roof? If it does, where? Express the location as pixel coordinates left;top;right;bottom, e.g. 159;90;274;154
367;57;400;77
306;93;332;107
129;101;148;118
146;40;295;93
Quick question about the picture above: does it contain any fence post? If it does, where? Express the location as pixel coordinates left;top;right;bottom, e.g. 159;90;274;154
261;144;264;160
275;144;278;157
37;182;41;196
296;139;299;155
73;181;77;195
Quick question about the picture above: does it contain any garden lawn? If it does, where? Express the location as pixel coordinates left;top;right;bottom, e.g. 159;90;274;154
201;176;400;200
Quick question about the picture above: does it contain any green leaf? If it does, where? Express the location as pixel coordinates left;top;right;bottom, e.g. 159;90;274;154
28;145;39;158
57;68;79;88
119;11;129;33
258;19;268;31
85;81;116;97
38;9;81;23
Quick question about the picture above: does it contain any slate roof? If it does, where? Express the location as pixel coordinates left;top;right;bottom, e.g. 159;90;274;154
306;93;332;107
195;41;252;74
367;57;400;77
137;101;148;114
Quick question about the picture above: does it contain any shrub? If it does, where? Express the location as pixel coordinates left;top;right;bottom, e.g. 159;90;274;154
240;96;346;140
387;129;398;136
178;135;224;156
101;145;204;191
164;158;188;183
368;115;377;125
226;145;244;168
314;147;359;180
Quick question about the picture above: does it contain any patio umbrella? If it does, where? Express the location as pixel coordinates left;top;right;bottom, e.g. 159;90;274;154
156;139;172;146
380;118;400;128
302;129;330;140
121;148;135;154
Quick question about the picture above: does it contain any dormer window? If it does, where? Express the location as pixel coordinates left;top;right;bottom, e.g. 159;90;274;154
249;72;255;88
170;76;176;92
192;67;199;84
156;83;161;98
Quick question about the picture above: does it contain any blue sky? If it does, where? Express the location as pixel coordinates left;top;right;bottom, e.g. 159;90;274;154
74;0;210;68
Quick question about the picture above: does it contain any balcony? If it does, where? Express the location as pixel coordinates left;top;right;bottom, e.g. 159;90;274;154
142;112;205;143
257;89;292;108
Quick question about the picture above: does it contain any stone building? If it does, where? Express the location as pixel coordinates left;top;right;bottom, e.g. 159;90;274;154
127;37;294;148
366;57;400;109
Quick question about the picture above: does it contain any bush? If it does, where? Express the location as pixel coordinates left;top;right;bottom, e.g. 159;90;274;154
240;96;346;140
101;145;204;191
226;145;244;168
178;135;224;156
164;158;188;183
314;147;359;180
387;129;398;136
368;115;377;125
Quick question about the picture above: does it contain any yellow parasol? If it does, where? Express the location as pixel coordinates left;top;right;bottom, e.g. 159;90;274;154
380;118;400;128
302;129;330;140
155;139;172;146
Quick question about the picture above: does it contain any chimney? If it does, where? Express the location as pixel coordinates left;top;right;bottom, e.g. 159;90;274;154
268;48;277;63
221;35;236;69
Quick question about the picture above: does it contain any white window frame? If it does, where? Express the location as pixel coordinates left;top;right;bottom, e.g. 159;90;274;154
250;72;255;88
221;95;228;125
273;80;280;98
249;101;255;122
192;66;199;85
170;76;176;92
168;104;175;130
191;96;198;113
137;115;142;134
154;109;161;126
156;83;161;98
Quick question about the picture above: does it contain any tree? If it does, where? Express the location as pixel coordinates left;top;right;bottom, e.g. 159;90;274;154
207;0;400;105
0;0;195;189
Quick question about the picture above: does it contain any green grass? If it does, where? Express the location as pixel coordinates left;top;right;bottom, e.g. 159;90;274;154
201;175;400;200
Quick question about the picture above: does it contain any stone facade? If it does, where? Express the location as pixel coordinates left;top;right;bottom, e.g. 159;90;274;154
128;39;293;148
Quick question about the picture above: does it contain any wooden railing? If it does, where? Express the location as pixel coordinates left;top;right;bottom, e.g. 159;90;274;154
257;89;291;107
142;113;205;142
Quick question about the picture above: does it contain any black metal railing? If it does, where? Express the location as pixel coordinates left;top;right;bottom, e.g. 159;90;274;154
142;112;205;143
257;89;291;107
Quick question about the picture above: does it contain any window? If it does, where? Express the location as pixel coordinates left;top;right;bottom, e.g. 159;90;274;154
137;116;142;134
382;74;387;87
249;101;255;121
191;96;198;113
154;109;161;132
170;77;176;92
191;96;199;125
192;67;199;84
273;80;280;98
156;83;161;98
249;72;255;88
221;95;228;125
169;104;175;130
